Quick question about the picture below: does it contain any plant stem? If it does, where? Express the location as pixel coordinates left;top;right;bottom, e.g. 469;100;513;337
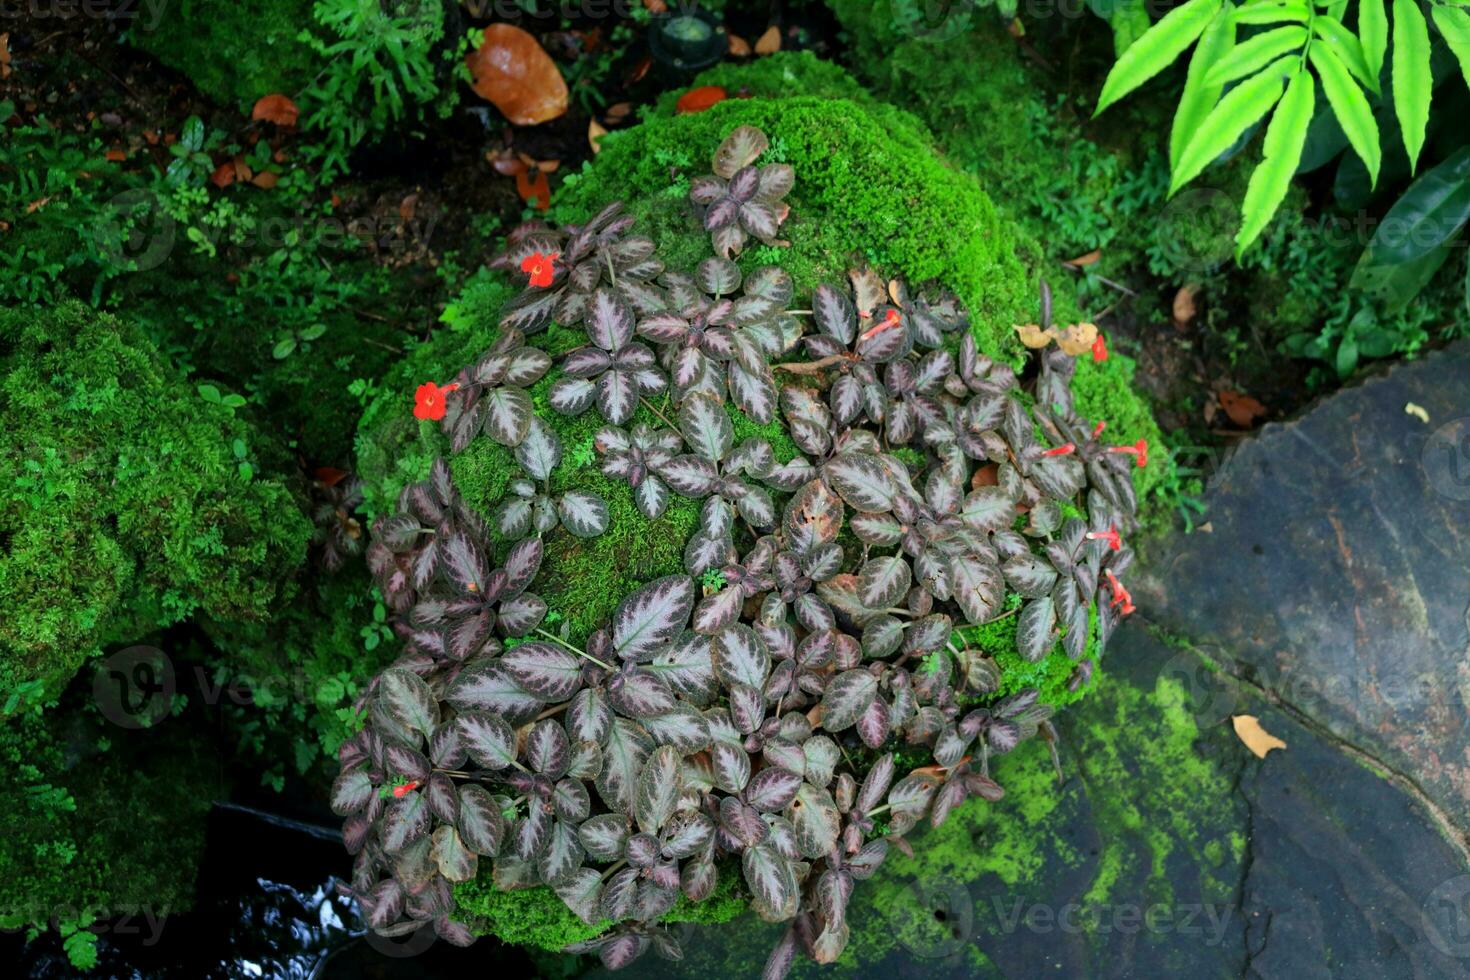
535;628;614;670
640;397;678;431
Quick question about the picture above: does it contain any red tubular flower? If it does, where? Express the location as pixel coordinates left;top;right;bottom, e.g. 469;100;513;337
1105;570;1136;616
1092;420;1106;439
520;250;560;288
859;308;903;341
392;780;421;798
1092;333;1109;362
413;381;459;421
1086;527;1123;551
1108;438;1149;468
1042;443;1076;457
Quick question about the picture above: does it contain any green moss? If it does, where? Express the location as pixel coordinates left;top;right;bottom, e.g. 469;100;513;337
128;0;317;108
453;863;744;950
0;303;310;701
555;89;1043;361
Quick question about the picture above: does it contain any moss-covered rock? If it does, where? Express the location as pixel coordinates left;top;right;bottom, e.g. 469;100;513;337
351;56;1166;953
0;302;311;701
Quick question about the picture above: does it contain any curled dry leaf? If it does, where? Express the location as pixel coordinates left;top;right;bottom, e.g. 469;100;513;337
251;93;299;127
1172;284;1200;327
588;119;608;155
1052;322;1098;357
728;33;752;57
754;26;781;55
467;24;570;126
1014;323;1054;349
676;85;728;115
1231;715;1286;758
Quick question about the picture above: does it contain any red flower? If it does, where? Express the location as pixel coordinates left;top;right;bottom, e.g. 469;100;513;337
520;250;560;288
1092;420;1106;439
1086;527;1123;551
1042;443;1076;457
1105;570;1136;616
1092;333;1109;363
413;381;459;422
392;779;421;799
1108;438;1149;468
859;308;903;342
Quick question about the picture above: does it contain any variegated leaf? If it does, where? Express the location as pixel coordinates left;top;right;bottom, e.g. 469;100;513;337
713;125;770;179
742;843;798;922
549;376;596;416
559;490;609;538
824;452;896;512
484;386;534;446
445;662;542;723
819;669;878;732
595;717;654;814
502;641;583;700
589;287;635;351
745;766;802;812
567;687;613;744
641;703;711;753
678;393;734;463
431;824;478;882
613;574;696;662
579;812;630;862
858;556;910;609
648;632;718;704
515;417;562;481
458;711;518;770
634;745;683;834
376;668;436;739
538;819;584;884
789;782;841;859
712;623;772;689
457;784;506;856
527;719;571;778
1016;596;1055;662
552;867;604;926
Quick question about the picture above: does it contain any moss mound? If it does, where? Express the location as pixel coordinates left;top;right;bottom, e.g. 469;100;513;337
0;302;311;701
352;56;1165;951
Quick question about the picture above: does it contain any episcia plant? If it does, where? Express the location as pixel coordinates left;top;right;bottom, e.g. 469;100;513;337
1096;0;1470;256
339;126;1147;975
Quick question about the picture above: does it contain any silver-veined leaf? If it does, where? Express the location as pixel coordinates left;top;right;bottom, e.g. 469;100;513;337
501;641;584;700
457;784;506;856
613;575;696;662
515;417;562;481
742;843;798;922
483;386;534;446
596;718;654;814
1017;596;1056;663
634;745;682;834
459;711;519;769
820;669;878;732
678;393;734;462
712;623;772;689
431;824;478;882
558;490;609;538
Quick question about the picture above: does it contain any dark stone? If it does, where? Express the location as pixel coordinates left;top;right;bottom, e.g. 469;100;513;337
1138;341;1470;836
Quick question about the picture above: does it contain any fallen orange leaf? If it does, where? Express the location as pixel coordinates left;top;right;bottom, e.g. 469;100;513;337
1218;390;1266;428
728;33;752;57
251;171;279;190
252;94;299;127
516;167;551;210
25;197;50;214
1064;249;1102;267
605;101;633;123
588;118;608;154
104;148;127;163
0;33;11;81
1231;715;1286;758
466;24;569;126
1172;284;1200;326
210;161;236;189
676;85;727;114
754;26;781;54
